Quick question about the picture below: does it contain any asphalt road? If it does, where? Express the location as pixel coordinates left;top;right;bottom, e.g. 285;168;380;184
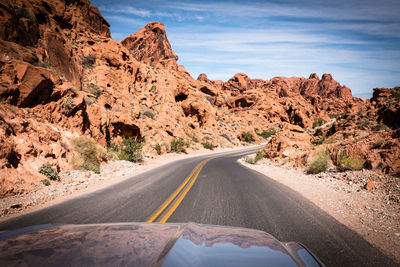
0;146;397;266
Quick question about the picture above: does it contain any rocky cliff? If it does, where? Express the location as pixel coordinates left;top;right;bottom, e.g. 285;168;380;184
0;0;398;197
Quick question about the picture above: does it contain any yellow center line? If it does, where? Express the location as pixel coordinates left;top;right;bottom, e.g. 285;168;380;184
146;157;214;223
158;158;212;223
146;158;210;223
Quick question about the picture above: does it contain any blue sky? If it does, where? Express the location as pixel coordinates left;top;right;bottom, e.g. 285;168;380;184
91;0;400;98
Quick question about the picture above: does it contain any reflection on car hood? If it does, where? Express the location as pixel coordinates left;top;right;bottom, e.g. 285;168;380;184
0;222;324;266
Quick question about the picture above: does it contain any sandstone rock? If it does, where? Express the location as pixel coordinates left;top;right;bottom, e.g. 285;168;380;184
120;22;178;69
0;61;60;107
365;181;375;190
0;0;397;198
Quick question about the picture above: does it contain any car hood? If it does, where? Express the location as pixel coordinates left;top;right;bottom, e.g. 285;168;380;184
0;222;323;266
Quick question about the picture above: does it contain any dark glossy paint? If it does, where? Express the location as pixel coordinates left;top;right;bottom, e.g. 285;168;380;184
0;222;324;266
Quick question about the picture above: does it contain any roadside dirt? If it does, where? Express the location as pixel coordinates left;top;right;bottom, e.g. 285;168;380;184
239;157;400;263
0;144;261;222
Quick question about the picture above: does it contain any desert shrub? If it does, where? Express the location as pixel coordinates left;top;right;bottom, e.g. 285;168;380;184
372;137;384;149
155;144;162;155
256;128;277;139
83;83;101;98
311;135;326;145
312;118;327;129
108;137;143;162
161;142;169;151
190;135;199;143
244;156;256;164
220;133;231;142
371;123;388;131
307;152;329;174
357;119;371;129
84;95;96;105
72;135;105;173
38;164;60;181
82;55;96;68
244;151;264;164
35;60;54;70
142;109;155;119
328;113;344;119
62;97;74;111
170;138;189;153
255;151;264;162
339;157;365;171
242;131;254;143
201;141;215;150
41;179;50;186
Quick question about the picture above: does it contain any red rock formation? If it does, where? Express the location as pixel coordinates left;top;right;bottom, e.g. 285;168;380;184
120;22;178;69
0;0;397;197
371;88;400;129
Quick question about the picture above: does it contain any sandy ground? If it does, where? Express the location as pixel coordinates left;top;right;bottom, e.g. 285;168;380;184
0;144;261;221
239;157;400;263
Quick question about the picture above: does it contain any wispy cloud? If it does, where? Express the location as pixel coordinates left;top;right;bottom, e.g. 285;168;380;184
166;1;400;22
99;6;151;17
91;0;400;95
105;15;145;27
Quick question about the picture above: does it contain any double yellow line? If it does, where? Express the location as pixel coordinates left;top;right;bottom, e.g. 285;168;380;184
146;157;213;223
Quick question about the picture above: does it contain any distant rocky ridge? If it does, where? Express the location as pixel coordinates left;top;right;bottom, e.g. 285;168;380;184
0;0;398;197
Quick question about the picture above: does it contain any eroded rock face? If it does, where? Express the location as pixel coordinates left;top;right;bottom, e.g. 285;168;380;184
0;0;397;197
120;22;178;69
263;90;400;176
371;88;400;129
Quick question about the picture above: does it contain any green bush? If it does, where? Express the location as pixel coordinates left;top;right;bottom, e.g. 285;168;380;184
155;144;162;155
72;135;105;173
244;151;264;164
83;83;101;98
244;156;256;164
170;138;189;153
255;150;264;162
201;141;215;150
256;128;277;139
38;164;60;181
108;137;143;162
62;97;74;111
242;131;254;143
312;118;327;129
307;152;329;174
41;179;50;186
339;157;365;171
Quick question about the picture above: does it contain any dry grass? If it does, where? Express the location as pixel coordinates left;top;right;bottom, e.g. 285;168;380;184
71;135;106;173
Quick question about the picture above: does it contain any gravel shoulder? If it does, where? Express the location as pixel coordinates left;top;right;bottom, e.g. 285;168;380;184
0;144;261;222
239;157;400;263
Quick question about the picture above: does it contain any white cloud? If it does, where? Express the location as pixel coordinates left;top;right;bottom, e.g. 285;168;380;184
99;5;151;17
106;15;145;26
166;1;400;22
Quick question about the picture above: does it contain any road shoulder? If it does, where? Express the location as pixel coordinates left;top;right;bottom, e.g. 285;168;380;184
239;157;400;264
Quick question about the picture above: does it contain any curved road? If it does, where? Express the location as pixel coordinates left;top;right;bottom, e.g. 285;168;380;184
0;146;397;266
